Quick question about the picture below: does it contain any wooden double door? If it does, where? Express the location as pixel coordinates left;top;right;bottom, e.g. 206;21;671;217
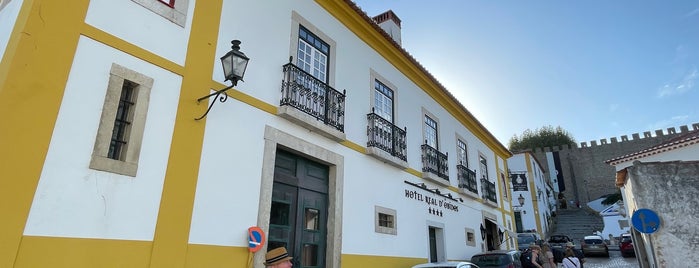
268;150;328;268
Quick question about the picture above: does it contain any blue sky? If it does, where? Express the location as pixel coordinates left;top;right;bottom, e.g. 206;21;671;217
352;0;699;146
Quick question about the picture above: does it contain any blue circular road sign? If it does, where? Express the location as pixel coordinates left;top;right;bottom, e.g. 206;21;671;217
631;208;661;234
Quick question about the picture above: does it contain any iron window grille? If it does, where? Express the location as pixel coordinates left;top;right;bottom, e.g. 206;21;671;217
280;59;345;132
421;143;449;181
457;164;478;194
367;109;407;161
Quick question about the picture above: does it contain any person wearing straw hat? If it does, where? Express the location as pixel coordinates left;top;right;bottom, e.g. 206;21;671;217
264;247;293;267
565;241;585;268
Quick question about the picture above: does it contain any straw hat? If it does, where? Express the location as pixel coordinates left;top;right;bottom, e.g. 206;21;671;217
566;241;575;247
264;247;293;266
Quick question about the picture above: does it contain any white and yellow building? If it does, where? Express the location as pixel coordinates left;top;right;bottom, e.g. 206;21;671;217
507;152;556;239
0;0;515;267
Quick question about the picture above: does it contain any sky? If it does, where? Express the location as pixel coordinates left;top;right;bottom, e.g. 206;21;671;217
351;0;699;146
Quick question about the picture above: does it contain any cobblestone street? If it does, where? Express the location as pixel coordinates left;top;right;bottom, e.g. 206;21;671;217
577;250;639;268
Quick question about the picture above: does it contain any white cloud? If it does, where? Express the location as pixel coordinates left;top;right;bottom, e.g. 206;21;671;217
657;66;697;97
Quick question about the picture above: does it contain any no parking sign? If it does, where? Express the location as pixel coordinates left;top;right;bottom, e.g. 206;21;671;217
248;227;266;252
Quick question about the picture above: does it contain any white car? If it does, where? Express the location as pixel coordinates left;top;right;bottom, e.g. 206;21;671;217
411;261;481;268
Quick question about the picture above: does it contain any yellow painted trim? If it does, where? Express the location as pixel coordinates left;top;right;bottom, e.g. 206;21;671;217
148;1;223;267
341;139;367;154
405;167;422;177
524;153;544;235
0;1;89;267
82;24;185;76
208;80;279;115
342;254;427;268
185;244;250;268
14;236;152;268
315;0;511;159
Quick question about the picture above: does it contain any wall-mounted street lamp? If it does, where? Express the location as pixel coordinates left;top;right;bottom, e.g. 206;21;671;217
480;224;487;241
518;194;525;207
195;40;250;120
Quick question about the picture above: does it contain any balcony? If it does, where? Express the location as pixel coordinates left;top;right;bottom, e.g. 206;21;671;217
421;144;449;186
457;164;479;199
279;61;346;141
481;177;498;206
366;111;408;169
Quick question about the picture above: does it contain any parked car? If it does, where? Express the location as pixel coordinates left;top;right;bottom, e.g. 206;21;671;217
411;261;480;268
516;233;541;252
471;250;522;268
547;235;572;263
581;235;609;257
619;233;635;257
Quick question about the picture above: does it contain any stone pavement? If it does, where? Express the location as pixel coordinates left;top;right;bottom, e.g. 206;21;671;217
551;207;604;243
551;207;639;268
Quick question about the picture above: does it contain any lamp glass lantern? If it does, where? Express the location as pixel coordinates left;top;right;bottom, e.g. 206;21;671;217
220;40;249;86
518;194;525;207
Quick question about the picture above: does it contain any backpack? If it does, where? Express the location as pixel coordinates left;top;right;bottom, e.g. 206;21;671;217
520;249;536;268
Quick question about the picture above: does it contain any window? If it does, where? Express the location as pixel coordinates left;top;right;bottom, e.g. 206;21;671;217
90;63;153;177
131;0;189;27
373;79;394;122
465;228;476;246
108;80;137;161
500;172;508;199
297;26;329;83
424;115;438;148
375;206;397;235
457;139;468;166
289;12;337;86
479;155;488;179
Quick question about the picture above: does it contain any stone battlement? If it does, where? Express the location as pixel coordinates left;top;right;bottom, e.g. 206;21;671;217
579;123;699;148
529;122;699;206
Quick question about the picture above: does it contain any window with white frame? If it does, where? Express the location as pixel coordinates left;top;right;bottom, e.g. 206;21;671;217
424;115;438;148
297;26;329;83
373;79;394;122
457;139;468;166
131;0;189;27
90;63;153;177
479;155;488;179
375;206;397;235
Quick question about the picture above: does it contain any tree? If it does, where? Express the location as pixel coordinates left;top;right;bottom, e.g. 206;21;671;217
508;125;576;152
601;189;622;206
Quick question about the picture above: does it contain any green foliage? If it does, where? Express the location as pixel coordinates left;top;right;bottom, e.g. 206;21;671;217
508;125;576;151
601;189;622;206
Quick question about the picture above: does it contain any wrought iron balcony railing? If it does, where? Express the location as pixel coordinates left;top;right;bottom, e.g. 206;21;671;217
481;177;497;203
367;111;407;161
457;164;478;194
421;144;449;181
280;60;345;132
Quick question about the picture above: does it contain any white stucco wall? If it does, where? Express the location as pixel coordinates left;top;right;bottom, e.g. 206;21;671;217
84;0;194;65
24;37;181;240
191;0;508;261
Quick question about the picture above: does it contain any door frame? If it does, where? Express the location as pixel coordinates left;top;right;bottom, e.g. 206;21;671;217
256;126;344;268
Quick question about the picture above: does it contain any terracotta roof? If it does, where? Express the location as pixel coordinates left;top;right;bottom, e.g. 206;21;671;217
606;130;699;165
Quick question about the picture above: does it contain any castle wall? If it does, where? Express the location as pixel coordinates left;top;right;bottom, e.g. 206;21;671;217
530;123;699;204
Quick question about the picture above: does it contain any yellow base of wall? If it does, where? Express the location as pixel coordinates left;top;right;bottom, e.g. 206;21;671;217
342;253;426;268
13;236;431;268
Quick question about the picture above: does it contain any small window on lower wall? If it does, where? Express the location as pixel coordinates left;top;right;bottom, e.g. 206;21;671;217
375;206;397;235
465;228;476;246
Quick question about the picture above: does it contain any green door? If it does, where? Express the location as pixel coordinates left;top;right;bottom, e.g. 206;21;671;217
269;150;328;268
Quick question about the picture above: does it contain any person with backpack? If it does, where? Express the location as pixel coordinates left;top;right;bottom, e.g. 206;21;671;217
561;248;581;268
520;244;544;268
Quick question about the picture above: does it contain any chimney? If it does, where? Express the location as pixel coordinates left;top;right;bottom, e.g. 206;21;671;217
372;10;402;45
